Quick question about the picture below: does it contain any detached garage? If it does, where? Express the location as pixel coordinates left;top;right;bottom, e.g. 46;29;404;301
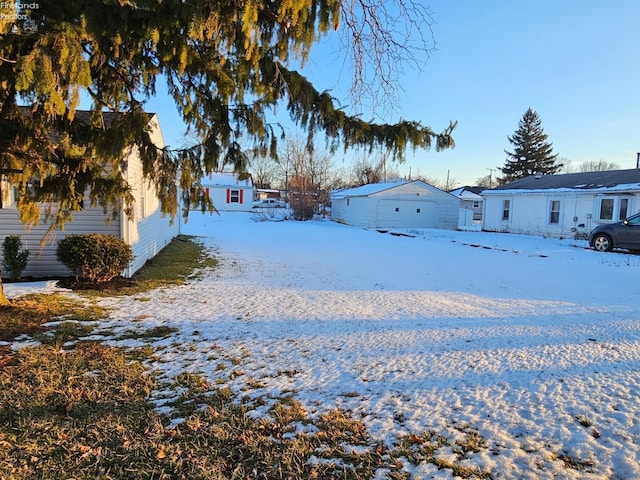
330;180;459;230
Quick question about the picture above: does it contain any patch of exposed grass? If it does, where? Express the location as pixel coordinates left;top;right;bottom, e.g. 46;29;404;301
73;235;217;297
114;325;180;341
134;235;217;284
0;343;159;479
0;338;497;479
395;430;492;479
552;452;595;471
0;293;108;342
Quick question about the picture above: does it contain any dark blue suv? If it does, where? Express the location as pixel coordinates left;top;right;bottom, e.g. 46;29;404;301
589;212;640;252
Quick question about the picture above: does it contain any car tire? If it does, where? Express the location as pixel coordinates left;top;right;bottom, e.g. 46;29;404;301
592;233;613;252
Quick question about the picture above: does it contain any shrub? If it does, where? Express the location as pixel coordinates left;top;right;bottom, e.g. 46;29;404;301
290;197;315;221
56;234;134;283
2;235;30;281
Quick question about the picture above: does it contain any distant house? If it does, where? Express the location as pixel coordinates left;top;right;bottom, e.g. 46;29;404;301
330;180;459;229
482;169;640;238
449;186;484;223
201;172;255;212
0;112;179;278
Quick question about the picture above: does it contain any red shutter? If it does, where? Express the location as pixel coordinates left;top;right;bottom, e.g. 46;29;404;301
205;187;210;198
226;188;230;203
239;189;244;204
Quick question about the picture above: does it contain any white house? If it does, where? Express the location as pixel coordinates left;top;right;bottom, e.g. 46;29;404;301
330;180;459;229
482;169;640;239
201;172;255;212
0;112;180;278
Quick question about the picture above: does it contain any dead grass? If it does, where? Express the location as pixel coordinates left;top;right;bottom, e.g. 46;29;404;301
66;235;217;297
0;336;498;479
0;293;107;342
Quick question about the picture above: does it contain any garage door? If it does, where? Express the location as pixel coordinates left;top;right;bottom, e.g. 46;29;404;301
376;199;438;228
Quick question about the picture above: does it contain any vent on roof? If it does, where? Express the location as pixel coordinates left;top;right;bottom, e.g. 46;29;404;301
535;172;542;179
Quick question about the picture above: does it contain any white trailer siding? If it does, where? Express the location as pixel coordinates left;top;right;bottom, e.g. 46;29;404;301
483;191;637;238
481;170;640;239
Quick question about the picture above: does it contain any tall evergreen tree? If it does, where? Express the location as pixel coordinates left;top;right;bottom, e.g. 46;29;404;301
0;0;456;304
499;108;561;183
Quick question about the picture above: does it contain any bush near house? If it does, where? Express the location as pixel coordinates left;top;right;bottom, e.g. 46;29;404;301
56;234;134;283
2;235;30;281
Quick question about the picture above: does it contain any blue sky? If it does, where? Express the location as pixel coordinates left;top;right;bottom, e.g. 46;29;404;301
149;0;640;187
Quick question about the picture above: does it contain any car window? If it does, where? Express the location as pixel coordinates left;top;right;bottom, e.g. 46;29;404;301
627;215;640;226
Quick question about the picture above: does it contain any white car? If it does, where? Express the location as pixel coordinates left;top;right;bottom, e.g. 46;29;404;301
252;198;287;208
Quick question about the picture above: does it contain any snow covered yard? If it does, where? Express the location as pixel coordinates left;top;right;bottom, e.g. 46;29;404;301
33;212;640;479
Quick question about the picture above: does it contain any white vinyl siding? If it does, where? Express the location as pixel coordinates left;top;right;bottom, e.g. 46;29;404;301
482;191;638;239
0;113;179;279
0;205;121;278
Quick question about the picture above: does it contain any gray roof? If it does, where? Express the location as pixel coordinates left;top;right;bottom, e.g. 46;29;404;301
491;169;640;191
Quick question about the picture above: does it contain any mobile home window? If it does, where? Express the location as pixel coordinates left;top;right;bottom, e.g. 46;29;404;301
501;199;510;221
619;198;629;220
230;189;240;203
549;200;560;224
598;198;614;221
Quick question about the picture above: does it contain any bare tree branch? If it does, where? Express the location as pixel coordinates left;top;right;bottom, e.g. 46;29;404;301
337;0;436;116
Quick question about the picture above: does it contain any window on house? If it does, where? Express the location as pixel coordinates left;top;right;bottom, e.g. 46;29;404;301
0;179;14;208
597;197;632;222
346;198;350;206
599;198;614;221
395;207;400;212
501;199;510;221
473;201;479;208
138;182;147;219
549;200;560;224
230;189;240;203
619;198;629;220
416;208;421;213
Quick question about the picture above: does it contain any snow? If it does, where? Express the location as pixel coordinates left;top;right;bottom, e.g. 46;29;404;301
482;183;640;195
330;181;410;198
7;212;640;478
4;280;68;300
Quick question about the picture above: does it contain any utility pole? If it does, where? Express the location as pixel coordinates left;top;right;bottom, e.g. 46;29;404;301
486;168;494;188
